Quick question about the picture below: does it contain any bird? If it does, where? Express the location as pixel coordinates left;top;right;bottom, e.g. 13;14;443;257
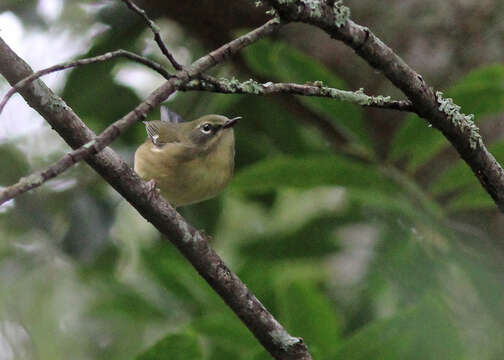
134;108;240;207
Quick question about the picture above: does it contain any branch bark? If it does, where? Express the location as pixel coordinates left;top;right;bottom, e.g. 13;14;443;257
181;76;413;111
0;23;312;360
264;0;504;213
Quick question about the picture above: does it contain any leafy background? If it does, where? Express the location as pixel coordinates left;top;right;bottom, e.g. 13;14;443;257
1;1;504;359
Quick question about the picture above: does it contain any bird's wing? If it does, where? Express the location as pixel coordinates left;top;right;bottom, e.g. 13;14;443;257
144;120;180;146
143;120;201;161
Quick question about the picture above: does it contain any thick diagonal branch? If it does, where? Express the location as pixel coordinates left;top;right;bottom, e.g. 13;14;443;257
0;20;312;360
265;0;504;213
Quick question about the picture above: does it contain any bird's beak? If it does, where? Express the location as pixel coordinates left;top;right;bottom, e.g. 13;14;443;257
223;116;242;129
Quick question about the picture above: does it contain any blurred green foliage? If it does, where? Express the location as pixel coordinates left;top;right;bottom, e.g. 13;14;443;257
242;39;369;148
390;65;504;173
2;2;504;360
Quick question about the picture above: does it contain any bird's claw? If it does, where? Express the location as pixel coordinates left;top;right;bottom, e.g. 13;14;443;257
198;229;213;242
146;179;157;191
145;179;160;201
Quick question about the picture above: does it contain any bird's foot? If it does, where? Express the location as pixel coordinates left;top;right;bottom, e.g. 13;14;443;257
145;179;160;201
198;229;213;242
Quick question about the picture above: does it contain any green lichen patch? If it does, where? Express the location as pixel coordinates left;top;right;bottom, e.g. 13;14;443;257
367;92;392;106
217;77;264;94
269;329;300;351
22;173;44;187
241;79;264;94
303;0;323;19
305;80;324;87
333;0;350;27
436;91;482;150
318;86;391;107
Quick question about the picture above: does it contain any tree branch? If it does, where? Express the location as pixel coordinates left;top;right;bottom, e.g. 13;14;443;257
181;75;413;111
0;49;171;115
262;0;504;213
121;0;183;70
0;19;312;360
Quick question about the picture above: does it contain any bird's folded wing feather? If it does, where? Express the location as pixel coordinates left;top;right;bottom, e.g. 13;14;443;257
143;120;200;162
144;120;180;146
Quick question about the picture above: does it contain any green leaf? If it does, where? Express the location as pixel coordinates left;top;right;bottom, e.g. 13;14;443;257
236;260;283;315
193;313;258;352
456;252;504;325
447;65;504;117
137;332;203;360
388;114;445;171
372;227;443;304
62;192;116;261
88;276;165;321
432;141;504;195
429;141;504;211
142;244;221;312
243;39;338;86
334;295;465;360
276;280;341;357
207;345;252;360
346;189;427;220
445;186;494;211
238;216;340;260
181;197;223;235
231;155;391;194
389;65;504;171
429;161;474;195
230;97;319;167
0;144;29;184
242;39;369;148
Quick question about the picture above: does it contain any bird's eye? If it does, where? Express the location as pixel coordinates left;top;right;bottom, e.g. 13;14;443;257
201;123;212;134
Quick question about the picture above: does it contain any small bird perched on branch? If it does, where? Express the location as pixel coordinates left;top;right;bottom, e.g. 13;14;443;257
134;107;240;207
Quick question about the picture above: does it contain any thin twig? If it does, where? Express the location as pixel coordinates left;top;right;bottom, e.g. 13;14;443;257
0;49;171;115
182;75;414;111
121;0;183;71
